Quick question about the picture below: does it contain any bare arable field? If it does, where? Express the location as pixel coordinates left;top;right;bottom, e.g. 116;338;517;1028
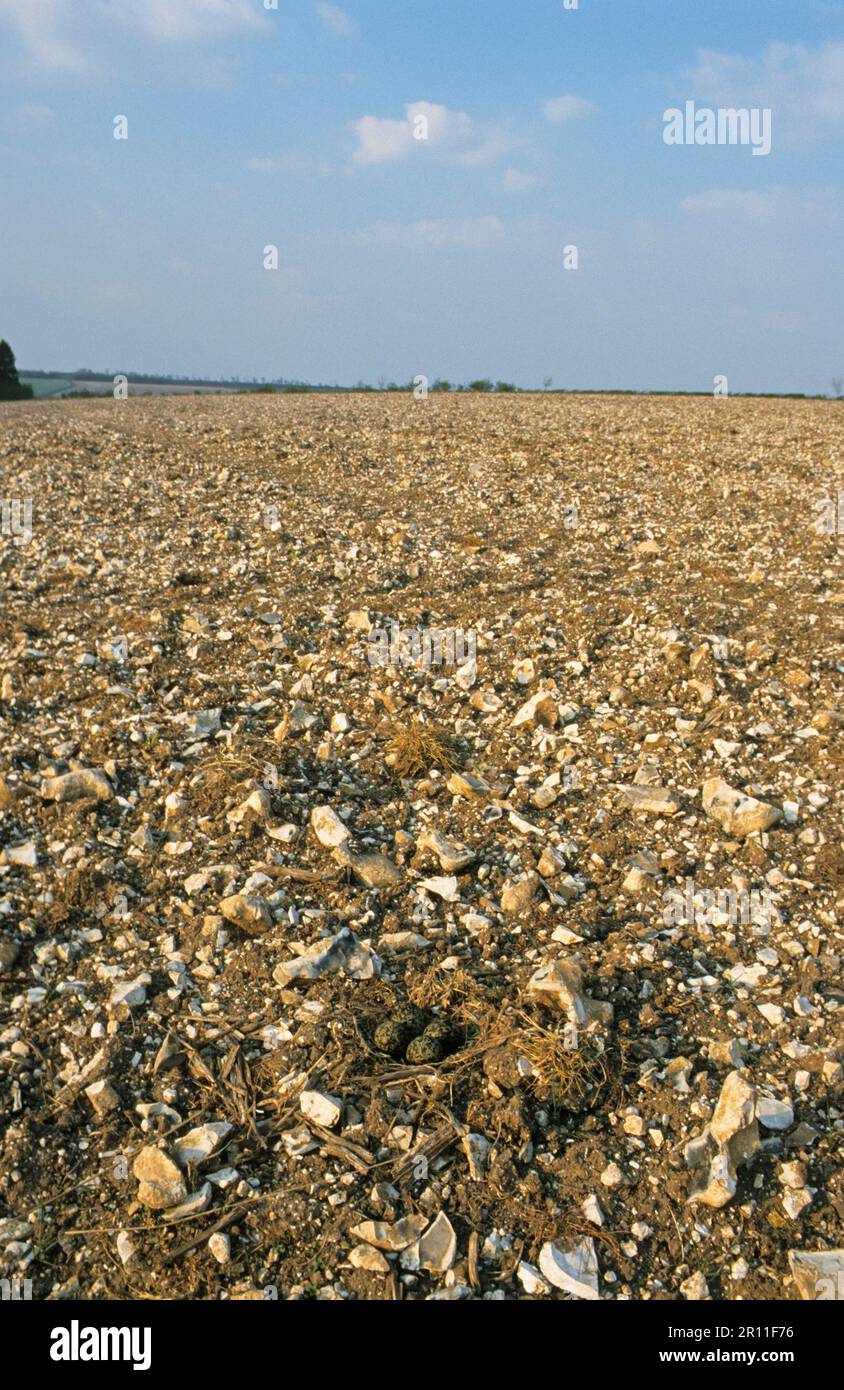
0;391;842;1304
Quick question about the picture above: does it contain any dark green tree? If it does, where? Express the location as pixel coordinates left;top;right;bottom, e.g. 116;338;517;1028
0;341;34;400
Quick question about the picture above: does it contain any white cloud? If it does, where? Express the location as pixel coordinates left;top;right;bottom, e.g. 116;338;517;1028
681;184;844;228
0;0;91;72
543;95;596;126
17;102;54;121
351;113;417;164
500;167;543;194
351;100;473;164
0;0;263;73
2;101;54;132
349;100;520;168
350;216;506;252
123;0;263;42
317;3;355;36
685;41;844;144
455;125;518;167
245;151;334;176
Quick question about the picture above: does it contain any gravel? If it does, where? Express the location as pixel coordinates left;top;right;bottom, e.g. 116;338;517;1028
0;390;842;1302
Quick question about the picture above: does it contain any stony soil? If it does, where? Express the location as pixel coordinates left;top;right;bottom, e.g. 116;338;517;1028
0;391;842;1302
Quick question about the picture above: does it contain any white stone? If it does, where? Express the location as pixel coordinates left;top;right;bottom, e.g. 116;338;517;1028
701;777;781;838
582;1194;604;1226
526;958;613;1028
680;1270;710;1300
183;867;223;896
172;1122;233;1166
110;978;147;1009
417;1212;457;1272
311;805;351;848
227;789;272;825
132;1146;187;1210
512;690;559;730
416;829;475;873
600;1162;624;1189
418;876;459;902
783;1189;813;1221
300;1089;342;1129
621;785;683;816
166;1183;212;1219
349;1243;390;1274
462;1133;491;1181
116;1230;137;1268
274;927;381;982
208;1233;231;1265
350;1216;427;1251
539;1238;600;1300
219;894;273;934
518;1261;550;1295
3;841;38;867
756;1096;794;1131
84;1079;120;1114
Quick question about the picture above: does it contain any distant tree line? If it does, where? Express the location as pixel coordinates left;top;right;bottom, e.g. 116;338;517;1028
0;341;34;400
10;352;838;399
13;368;523;393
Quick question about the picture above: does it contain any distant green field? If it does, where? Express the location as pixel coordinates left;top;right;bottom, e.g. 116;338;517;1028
20;377;74;397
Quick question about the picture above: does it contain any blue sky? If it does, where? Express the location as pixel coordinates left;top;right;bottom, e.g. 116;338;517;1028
2;0;843;391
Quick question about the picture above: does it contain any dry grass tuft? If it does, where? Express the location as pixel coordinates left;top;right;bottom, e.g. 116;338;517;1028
190;740;279;818
385;719;460;778
407;963;476;1013
512;1010;611;1111
47;865;106;925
